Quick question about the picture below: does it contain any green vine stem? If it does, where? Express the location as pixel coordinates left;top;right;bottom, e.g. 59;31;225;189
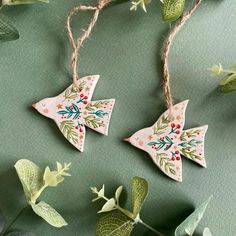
1;205;29;236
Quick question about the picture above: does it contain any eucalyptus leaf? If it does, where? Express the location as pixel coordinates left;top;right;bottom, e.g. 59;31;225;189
0;211;5;234
15;159;44;202
7;231;34;236
96;210;133;236
31;201;67;228
175;196;212;236
98;198;116;213
162;0;185;22
115;186;123;203
2;0;49;5
0;14;19;42
203;227;212;236
219;73;236;93
131;176;148;217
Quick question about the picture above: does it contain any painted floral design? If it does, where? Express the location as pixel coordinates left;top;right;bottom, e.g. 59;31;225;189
126;100;208;182
33;75;115;152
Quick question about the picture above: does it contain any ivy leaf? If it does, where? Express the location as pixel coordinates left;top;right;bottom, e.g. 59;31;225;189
203;227;212;236
0;14;19;42
31;201;67;228
0;211;5;234
131;176;148;218
96;210;133;236
98;198;116;213
162;0;185;22
14;159;44;202
2;0;49;5
175;196;212;236
7;231;34;236
219;73;236;93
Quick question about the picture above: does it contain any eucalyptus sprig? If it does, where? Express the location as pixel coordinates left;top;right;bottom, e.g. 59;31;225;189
0;159;71;236
91;176;212;236
130;0;185;22
209;63;236;93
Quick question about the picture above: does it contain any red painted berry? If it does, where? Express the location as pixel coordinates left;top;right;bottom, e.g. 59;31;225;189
176;130;180;134
83;101;87;105
171;123;175;128
80;94;84;97
75;126;78;129
84;96;88;99
176;124;181;129
176;156;180;161
171;157;175;161
79;128;83;132
175;150;179;154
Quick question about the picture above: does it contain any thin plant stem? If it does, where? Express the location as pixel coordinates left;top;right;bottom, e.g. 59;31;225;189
1;205;28;236
138;219;165;236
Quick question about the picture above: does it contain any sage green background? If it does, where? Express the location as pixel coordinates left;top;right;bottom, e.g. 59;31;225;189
0;0;235;235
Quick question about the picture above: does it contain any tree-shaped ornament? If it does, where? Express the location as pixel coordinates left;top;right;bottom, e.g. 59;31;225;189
125;0;208;182
32;0;115;152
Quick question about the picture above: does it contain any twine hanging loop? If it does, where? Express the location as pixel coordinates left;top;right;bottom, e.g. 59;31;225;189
66;0;111;90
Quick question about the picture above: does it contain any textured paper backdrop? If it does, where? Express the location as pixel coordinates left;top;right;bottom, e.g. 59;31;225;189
0;0;235;235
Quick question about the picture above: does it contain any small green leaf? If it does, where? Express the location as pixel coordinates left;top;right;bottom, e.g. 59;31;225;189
15;159;44;202
219;74;236;93
131;176;148;217
0;14;19;42
0;211;5;234
7;231;34;236
115;186;123;204
31;201;67;228
203;227;212;236
2;0;49;5
162;0;185;22
43;167;59;187
98;198;116;213
96;210;133;236
175;196;212;236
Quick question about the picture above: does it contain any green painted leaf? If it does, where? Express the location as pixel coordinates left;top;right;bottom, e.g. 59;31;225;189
0;14;19;42
31;201;67;228
0;211;5;234
162;0;185;22
14;159;44;202
2;0;49;5
175;196;212;236
7;231;34;236
203;227;212;236
131;176;148;217
96;210;133;236
219;73;236;93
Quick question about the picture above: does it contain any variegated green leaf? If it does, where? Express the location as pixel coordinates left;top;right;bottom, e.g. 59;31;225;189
96;210;133;236
2;0;49;5
163;0;185;22
15;159;44;202
175;196;212;236
219;73;236;93
31;201;67;228
131;176;148;217
0;14;19;42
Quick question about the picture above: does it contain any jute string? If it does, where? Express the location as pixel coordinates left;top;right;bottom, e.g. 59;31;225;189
66;0;111;90
162;0;202;110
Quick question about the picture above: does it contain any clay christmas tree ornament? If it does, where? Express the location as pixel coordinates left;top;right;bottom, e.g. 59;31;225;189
125;100;207;182
33;75;115;152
